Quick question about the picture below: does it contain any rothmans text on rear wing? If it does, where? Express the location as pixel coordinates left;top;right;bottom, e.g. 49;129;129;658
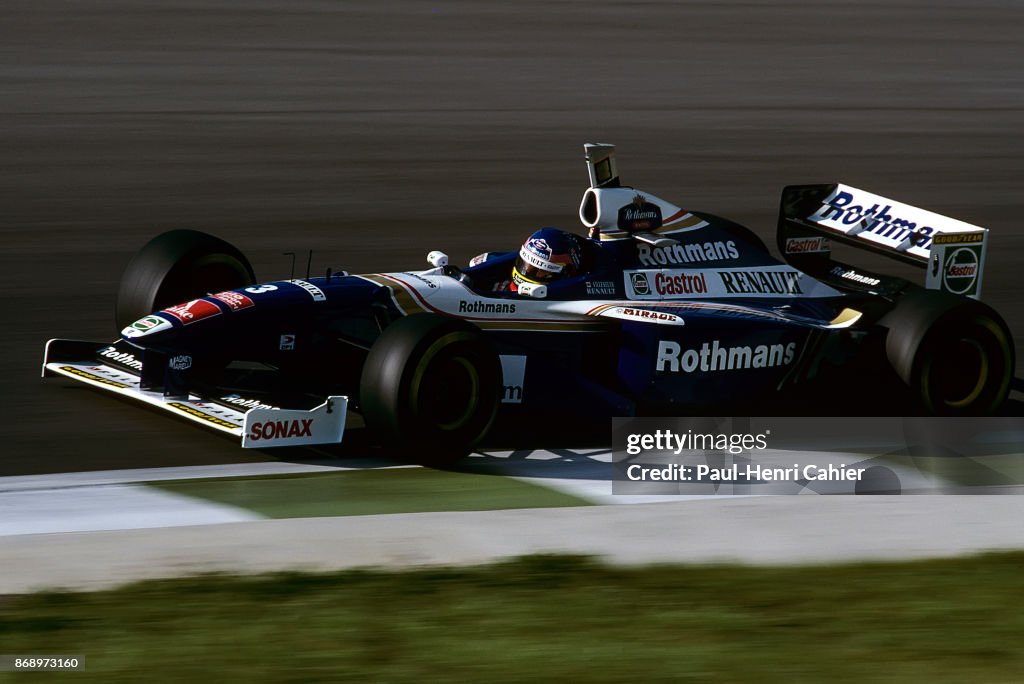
778;183;988;299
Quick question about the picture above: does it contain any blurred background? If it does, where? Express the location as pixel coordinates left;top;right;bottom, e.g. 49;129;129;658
1;0;1021;471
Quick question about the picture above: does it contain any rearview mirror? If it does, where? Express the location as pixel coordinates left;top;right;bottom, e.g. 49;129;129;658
427;251;449;268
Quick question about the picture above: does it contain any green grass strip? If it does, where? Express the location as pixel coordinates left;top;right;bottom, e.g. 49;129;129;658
2;553;1023;682
149;467;593;518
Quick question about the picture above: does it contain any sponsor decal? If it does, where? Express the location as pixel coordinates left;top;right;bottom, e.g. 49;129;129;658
168;354;192;371
401;272;439;289
785;236;831;254
98;345;144;371
519;239;564;273
617;194;663;232
287;279;327;302
811;190;936;248
627;266;838;300
168;403;239;430
458;300;517;314
469;253;491;267
636;240;739;267
656;339;797;373
245;284;278;294
248;418;314;441
220;394;278;411
933;232;985;245
630;272;651;295
654;272;708;296
942;247;980;295
122;315;173;338
830;266;881;287
585;280;617;296
526;237;552;260
279;334;296;351
60;365;129;389
212;291;255;311
718;270;803;296
163;299;222;325
131;316;162;331
613;307;683;323
499;355;526;404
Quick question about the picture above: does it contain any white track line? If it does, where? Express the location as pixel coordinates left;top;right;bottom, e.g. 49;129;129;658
0;461;416;493
0;485;263;536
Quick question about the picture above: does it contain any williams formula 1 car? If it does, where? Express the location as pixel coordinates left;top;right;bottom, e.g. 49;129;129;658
43;144;1015;461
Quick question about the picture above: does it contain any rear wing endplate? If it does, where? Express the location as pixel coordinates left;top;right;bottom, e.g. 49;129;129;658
778;183;988;299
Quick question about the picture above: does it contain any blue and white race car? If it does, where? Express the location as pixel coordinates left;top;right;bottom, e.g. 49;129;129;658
43;144;1014;462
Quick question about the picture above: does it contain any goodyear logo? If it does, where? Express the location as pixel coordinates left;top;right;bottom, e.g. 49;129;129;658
933;232;985;246
168;403;239;430
60;366;128;389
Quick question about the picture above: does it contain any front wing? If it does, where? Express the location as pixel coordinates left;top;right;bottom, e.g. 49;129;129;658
42;339;348;448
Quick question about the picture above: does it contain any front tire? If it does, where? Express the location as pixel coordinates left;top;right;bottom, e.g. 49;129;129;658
116;229;256;331
359;314;501;465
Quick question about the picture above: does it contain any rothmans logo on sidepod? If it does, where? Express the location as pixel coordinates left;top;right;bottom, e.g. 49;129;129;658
656;339;796;373
942;247;979;295
458;300;517;314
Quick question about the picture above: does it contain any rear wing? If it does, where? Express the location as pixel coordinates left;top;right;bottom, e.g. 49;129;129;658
778;184;988;299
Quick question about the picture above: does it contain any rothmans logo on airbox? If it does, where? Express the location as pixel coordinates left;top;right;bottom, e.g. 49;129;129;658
656;339;797;373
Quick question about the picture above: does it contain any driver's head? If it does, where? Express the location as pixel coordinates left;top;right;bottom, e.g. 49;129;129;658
512;228;583;292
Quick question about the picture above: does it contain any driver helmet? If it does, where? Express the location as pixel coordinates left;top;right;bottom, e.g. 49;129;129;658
511;227;583;292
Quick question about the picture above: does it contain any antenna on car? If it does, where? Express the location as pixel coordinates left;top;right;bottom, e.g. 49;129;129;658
282;250;314;280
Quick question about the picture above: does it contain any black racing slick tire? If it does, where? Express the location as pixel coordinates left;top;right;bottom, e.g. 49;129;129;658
882;288;1014;415
359;314;502;465
115;229;256;331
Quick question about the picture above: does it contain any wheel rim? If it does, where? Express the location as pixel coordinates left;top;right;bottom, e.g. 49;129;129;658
924;336;989;410
416;353;480;432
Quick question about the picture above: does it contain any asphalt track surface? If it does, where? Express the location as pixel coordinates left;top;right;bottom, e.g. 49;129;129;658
2;0;1023;477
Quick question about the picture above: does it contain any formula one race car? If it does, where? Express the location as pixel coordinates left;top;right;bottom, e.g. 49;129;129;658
43;144;1014;462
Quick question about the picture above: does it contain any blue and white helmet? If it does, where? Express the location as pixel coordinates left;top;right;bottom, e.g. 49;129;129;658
512;228;584;291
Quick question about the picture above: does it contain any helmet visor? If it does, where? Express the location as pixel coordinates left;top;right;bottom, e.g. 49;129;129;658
514;257;560;283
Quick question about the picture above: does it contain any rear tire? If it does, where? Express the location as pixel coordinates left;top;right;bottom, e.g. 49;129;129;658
116;229;256;331
360;314;501;465
882;289;1013;415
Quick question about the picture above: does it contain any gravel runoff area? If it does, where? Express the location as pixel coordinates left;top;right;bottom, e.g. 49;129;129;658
4;496;1024;593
